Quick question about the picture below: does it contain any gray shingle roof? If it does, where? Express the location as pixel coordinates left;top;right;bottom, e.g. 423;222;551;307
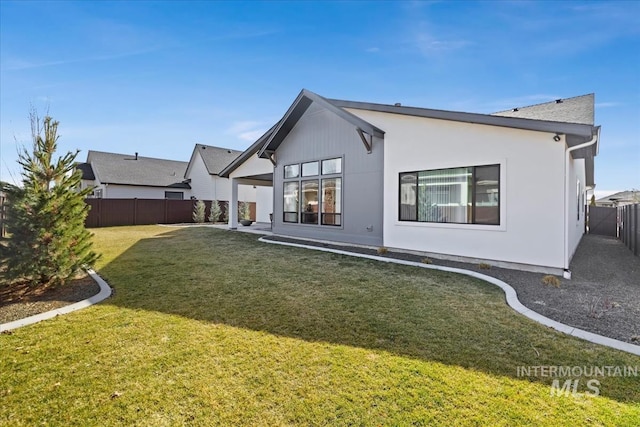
492;94;594;125
76;162;95;180
596;190;640;203
220;89;599;187
86;151;190;188
191;144;243;175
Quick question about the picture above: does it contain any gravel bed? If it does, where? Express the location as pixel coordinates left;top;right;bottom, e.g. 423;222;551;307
264;234;640;345
0;276;100;324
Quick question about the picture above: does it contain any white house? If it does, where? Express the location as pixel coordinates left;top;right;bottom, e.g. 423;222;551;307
184;144;272;222
78;147;272;221
220;89;600;275
79;151;192;199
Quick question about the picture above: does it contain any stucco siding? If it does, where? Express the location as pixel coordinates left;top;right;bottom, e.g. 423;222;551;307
187;151;257;203
103;184;192;199
347;108;568;269
272;103;384;246
187;152;216;200
256;187;273;223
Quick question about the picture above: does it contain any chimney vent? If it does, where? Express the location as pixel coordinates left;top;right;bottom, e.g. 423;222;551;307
135;152;138;160
394;103;401;107
555;99;563;104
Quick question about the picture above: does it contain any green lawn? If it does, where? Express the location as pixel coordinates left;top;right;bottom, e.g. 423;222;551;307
1;225;638;426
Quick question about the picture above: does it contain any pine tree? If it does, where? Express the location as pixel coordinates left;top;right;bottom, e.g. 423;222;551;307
1;113;98;288
193;200;206;223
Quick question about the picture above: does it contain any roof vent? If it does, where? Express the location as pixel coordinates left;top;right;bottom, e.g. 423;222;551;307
135;152;138;160
227;150;232;153
202;146;206;150
513;108;519;112
394;103;401;107
555;99;563;104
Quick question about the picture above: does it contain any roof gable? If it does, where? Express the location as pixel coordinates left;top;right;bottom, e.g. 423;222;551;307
257;89;384;158
219;123;278;178
185;144;243;178
76;162;95;180
86;151;190;188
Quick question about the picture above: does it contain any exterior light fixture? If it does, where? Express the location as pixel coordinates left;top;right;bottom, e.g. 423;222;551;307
553;134;562;142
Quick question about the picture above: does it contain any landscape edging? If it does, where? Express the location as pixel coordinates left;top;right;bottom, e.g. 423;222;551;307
0;269;112;332
259;236;640;357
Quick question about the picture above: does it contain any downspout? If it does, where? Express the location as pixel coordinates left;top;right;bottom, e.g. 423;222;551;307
563;128;599;279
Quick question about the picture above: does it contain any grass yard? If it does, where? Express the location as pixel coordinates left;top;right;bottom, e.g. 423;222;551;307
1;225;638;426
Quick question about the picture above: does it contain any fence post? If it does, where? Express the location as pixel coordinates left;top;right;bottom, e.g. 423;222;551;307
97;198;102;228
164;199;168;224
633;204;640;256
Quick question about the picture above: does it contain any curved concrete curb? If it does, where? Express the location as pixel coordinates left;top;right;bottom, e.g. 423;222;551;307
0;269;112;332
259;237;640;357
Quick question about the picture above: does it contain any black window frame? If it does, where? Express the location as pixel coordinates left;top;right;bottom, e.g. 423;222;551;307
282;157;343;227
398;164;500;225
165;191;184;200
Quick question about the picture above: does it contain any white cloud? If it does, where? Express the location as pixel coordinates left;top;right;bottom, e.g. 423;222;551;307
413;32;470;56
225;121;269;142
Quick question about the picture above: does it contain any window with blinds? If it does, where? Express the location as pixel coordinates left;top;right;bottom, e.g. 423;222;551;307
399;164;500;225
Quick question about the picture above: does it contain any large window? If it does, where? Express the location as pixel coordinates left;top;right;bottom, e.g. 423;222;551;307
322;178;341;225
301;180;319;224
399;164;500;225
283;158;342;226
283;182;299;223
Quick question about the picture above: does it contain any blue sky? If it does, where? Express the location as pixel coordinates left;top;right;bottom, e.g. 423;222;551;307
1;0;638;196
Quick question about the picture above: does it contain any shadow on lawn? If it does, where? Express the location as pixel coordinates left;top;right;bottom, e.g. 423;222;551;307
98;226;640;404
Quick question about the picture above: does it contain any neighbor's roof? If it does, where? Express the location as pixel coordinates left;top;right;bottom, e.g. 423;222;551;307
185;144;243;178
76;162;96;181
85;150;191;188
492;94;594;125
596;190;640;203
220;89;600;185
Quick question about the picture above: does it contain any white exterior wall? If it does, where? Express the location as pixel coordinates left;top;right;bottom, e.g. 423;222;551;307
228;153;275;225
256;186;273;223
187;152;257;203
102;184;192;199
347;108;568;270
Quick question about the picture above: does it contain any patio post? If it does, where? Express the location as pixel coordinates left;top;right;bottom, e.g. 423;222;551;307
229;178;238;229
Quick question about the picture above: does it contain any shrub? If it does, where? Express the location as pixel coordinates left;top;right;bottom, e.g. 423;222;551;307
1;113;98;287
377;247;388;255
541;275;561;287
208;200;222;223
192;200;206;223
238;201;250;220
421;258;433;264
221;202;229;222
478;263;492;270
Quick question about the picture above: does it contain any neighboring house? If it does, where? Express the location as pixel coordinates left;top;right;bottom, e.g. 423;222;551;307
221;89;600;275
596;190;640;207
184;144;270;222
78;151;192;199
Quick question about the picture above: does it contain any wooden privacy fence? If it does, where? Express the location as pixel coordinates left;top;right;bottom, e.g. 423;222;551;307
588;206;618;237
84;199;255;228
619;203;639;256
